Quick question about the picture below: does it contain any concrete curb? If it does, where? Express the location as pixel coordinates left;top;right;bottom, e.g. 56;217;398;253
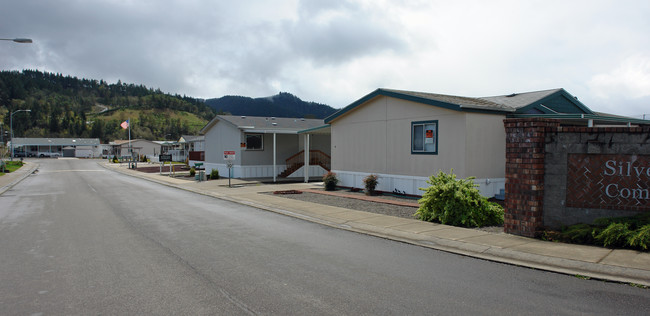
0;162;40;195
101;162;650;287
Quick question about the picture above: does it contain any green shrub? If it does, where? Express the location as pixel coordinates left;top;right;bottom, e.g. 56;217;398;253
544;213;650;251
363;174;378;195
323;172;338;191
594;223;635;248
210;168;219;180
562;224;597;244
189;167;196;177
112;155;119;163
628;225;650;250
416;170;504;228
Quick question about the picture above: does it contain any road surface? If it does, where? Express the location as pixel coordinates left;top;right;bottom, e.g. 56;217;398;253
0;159;648;315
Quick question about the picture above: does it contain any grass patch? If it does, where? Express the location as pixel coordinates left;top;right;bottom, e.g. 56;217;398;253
0;160;25;175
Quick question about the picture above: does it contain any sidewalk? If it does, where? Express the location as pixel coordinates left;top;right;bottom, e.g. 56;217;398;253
34;161;650;286
0;161;39;195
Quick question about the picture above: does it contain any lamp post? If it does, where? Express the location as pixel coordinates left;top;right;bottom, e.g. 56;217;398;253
10;109;31;161
0;38;33;43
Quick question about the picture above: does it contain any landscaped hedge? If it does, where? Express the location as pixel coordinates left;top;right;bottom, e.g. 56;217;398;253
541;213;650;251
416;170;504;228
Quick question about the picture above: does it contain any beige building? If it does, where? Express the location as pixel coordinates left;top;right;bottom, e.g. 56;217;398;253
324;88;596;197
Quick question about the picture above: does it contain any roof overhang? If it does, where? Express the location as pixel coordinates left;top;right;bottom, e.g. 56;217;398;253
298;124;331;135
325;88;513;124
241;129;300;134
507;113;650;126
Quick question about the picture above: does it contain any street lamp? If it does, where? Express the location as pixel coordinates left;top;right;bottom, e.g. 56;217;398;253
0;38;33;43
10;109;31;161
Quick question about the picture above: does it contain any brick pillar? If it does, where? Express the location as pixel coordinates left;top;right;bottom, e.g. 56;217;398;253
504;118;559;237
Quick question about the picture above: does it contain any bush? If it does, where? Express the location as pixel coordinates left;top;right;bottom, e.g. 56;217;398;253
112;155;119;163
323;172;338;191
628;225;650;250
542;213;650;251
594;223;634;248
210;168;219;180
416;170;504;228
561;223;596;244
363;174;378;196
189;167;196;177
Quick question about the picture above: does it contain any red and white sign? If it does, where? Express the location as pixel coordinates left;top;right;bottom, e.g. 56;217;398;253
224;151;236;161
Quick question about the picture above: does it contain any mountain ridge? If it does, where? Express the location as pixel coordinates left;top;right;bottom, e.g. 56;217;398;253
204;92;337;119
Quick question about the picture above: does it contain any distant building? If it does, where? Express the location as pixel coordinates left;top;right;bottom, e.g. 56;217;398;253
11;137;101;158
109;139;162;158
199;115;331;181
182;135;205;162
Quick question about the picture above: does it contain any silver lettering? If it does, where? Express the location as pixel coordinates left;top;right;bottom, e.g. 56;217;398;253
604;160;617;176
605;183;618;198
632;188;649;200
620;188;631;199
633;166;645;177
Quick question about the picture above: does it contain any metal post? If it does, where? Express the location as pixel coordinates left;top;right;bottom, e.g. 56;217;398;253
273;133;277;183
9;109;31;161
10;113;12;161
304;134;310;183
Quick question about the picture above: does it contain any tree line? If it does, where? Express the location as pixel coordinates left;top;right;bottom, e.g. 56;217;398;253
0;70;215;143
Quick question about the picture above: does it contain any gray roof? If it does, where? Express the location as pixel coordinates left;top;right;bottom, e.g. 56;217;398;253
383;89;514;111
479;88;562;109
180;135;204;142
12;137;100;146
211;115;325;134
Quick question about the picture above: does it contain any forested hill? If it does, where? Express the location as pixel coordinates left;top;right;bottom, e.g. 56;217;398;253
205;92;337;119
0;70;214;143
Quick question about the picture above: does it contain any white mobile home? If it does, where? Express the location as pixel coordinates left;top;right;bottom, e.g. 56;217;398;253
109;139;162;159
200;115;331;181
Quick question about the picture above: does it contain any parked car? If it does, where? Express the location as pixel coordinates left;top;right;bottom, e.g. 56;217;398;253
13;151;35;158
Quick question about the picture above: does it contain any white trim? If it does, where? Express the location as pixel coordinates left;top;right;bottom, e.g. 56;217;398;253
201;163;328;180
332;170;505;197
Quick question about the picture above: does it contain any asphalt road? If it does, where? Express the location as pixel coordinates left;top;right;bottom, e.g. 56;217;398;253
1;159;649;315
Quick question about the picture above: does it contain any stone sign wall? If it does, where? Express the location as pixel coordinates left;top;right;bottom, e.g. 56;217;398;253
504;118;650;237
566;154;650;211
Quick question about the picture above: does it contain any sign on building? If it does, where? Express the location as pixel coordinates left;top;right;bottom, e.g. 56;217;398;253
224;151;236;161
567;154;650;211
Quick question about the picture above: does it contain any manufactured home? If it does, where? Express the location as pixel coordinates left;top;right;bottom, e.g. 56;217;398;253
324;88;598;197
200;115;331;181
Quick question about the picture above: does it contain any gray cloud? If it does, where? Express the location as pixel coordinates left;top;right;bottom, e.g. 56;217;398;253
1;0;649;116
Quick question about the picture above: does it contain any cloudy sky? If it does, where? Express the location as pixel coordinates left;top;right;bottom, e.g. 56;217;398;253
1;0;649;117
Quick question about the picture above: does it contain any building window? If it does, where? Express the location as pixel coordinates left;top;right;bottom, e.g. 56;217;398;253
411;120;438;154
245;133;263;150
